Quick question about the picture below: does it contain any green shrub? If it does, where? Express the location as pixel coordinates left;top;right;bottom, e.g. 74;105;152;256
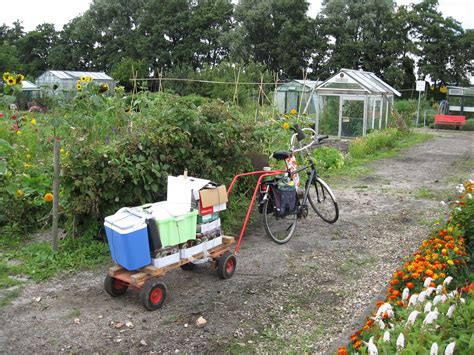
312;146;344;172
348;128;404;159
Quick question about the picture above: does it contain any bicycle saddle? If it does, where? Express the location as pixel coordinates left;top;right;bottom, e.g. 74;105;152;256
272;151;291;160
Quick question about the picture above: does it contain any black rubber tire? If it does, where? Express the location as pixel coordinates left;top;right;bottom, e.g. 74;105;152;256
140;278;167;311
216;252;237;279
104;275;128;297
262;197;297;244
306;178;339;223
180;262;197;271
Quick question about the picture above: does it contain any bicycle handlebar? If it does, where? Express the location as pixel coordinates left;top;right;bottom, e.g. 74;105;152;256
289;126;329;154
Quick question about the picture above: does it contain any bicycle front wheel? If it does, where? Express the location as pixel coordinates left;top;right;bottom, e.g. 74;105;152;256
262;197;297;244
306;177;339;223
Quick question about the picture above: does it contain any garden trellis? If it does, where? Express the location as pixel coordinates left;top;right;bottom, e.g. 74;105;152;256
315;69;401;138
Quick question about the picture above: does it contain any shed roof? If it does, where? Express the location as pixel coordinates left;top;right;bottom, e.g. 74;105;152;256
278;79;322;91
317;69;401;96
22;80;40;91
46;70;114;80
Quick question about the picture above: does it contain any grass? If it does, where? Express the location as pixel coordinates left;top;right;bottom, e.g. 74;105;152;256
0;288;21;307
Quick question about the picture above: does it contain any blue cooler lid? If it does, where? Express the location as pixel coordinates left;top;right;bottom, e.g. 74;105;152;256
104;208;147;233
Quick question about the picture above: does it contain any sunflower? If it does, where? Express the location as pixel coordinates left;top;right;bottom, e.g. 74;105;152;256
76;81;82;91
7;76;16;86
16;73;24;84
80;76;87;82
282;122;290;130
99;83;109;93
3;72;10;82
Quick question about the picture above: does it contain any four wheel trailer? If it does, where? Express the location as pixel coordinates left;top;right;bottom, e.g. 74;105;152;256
104;236;236;310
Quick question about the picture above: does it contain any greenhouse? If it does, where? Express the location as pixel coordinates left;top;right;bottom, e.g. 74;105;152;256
36;71;115;98
276;79;321;116
315;69;401;138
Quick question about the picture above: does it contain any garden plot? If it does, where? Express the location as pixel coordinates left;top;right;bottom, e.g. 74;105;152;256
0;130;472;353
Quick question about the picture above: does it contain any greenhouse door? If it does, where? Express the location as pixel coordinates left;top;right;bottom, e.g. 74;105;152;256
340;97;364;137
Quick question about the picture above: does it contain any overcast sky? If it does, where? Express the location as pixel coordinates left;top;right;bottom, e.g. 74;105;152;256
0;0;472;32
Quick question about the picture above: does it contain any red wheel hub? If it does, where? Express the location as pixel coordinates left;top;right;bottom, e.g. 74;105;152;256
113;278;126;290
150;288;163;304
225;258;235;274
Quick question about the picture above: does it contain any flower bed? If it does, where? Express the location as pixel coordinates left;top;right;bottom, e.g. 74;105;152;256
340;180;473;354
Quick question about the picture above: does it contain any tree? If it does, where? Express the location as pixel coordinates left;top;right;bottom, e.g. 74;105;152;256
234;0;316;78
409;0;471;85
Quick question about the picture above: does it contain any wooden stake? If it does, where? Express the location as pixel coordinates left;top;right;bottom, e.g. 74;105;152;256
52;139;60;252
233;66;241;104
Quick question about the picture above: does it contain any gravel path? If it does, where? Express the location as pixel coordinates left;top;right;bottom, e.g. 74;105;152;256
1;129;473;353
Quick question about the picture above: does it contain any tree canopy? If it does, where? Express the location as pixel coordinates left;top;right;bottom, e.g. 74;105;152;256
1;0;472;89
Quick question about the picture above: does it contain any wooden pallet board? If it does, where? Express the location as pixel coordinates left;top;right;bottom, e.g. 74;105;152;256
108;235;236;287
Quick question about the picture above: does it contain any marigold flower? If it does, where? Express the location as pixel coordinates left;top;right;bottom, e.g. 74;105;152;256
16;189;24;198
354;340;362;349
31;118;37;125
44;193;54;202
447;259;454;265
290;108;297;115
337;346;347;355
282;122;289;130
16;130;22;135
406;282;415;289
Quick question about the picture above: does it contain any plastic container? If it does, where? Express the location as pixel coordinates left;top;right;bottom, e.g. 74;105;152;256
154;210;198;247
152;252;180;268
104;208;151;271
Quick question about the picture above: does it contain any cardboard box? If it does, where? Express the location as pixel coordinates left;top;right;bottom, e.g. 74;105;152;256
199;185;228;215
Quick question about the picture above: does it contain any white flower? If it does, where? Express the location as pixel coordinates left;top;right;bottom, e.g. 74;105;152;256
430;342;438;355
383;330;390;342
396;333;405;349
433;295;442;305
446;304;456;318
460;297;465;304
436;285;443;295
424;301;432;313
423;310;439;325
367;336;378;355
424;277;434;288
406;311;420;326
376;303;394;318
440;295;447;303
467;193;472;199
402;287;410;301
444;341;455;355
456;207;462;212
443;276;453;286
426;287;435;297
408;294;419;307
376;318;385;330
418;290;428;303
448;290;458;299
455;184;465;193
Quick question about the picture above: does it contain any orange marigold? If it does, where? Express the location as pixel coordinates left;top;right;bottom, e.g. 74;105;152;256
44;193;54;202
337;346;348;355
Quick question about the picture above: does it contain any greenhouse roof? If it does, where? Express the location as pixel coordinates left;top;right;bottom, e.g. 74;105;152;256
47;70;113;80
278;79;322;92
21;80;39;91
316;69;401;96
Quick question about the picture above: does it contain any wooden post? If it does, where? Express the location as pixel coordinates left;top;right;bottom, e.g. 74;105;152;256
158;68;163;92
52;138;60;252
233;66;241;104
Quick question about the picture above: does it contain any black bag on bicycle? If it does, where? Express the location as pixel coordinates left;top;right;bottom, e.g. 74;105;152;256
271;181;297;217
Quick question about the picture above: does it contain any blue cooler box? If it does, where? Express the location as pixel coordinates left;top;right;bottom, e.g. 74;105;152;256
104;208;151;271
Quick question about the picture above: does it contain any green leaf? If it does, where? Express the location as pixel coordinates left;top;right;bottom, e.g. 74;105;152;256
0;160;7;175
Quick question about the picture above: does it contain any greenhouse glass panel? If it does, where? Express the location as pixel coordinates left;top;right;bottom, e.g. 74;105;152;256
321;82;364;90
373;99;382;131
318;96;339;136
341;98;364;137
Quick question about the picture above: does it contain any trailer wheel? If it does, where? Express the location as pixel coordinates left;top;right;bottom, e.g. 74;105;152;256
140;278;167;311
216;252;236;279
104;275;128;297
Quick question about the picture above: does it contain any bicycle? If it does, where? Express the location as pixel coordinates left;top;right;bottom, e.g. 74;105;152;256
258;125;339;244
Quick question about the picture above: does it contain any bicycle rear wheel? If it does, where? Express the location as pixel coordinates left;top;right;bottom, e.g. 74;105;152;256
262;197;297;244
306;177;339;223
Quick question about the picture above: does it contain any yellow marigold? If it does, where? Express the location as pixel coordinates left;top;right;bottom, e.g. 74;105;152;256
44;193;54;202
31;118;37;125
23;162;31;168
16;189;24;198
16;130;22;135
3;72;10;81
290;108;297;115
447;260;454;266
282;122;290;130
